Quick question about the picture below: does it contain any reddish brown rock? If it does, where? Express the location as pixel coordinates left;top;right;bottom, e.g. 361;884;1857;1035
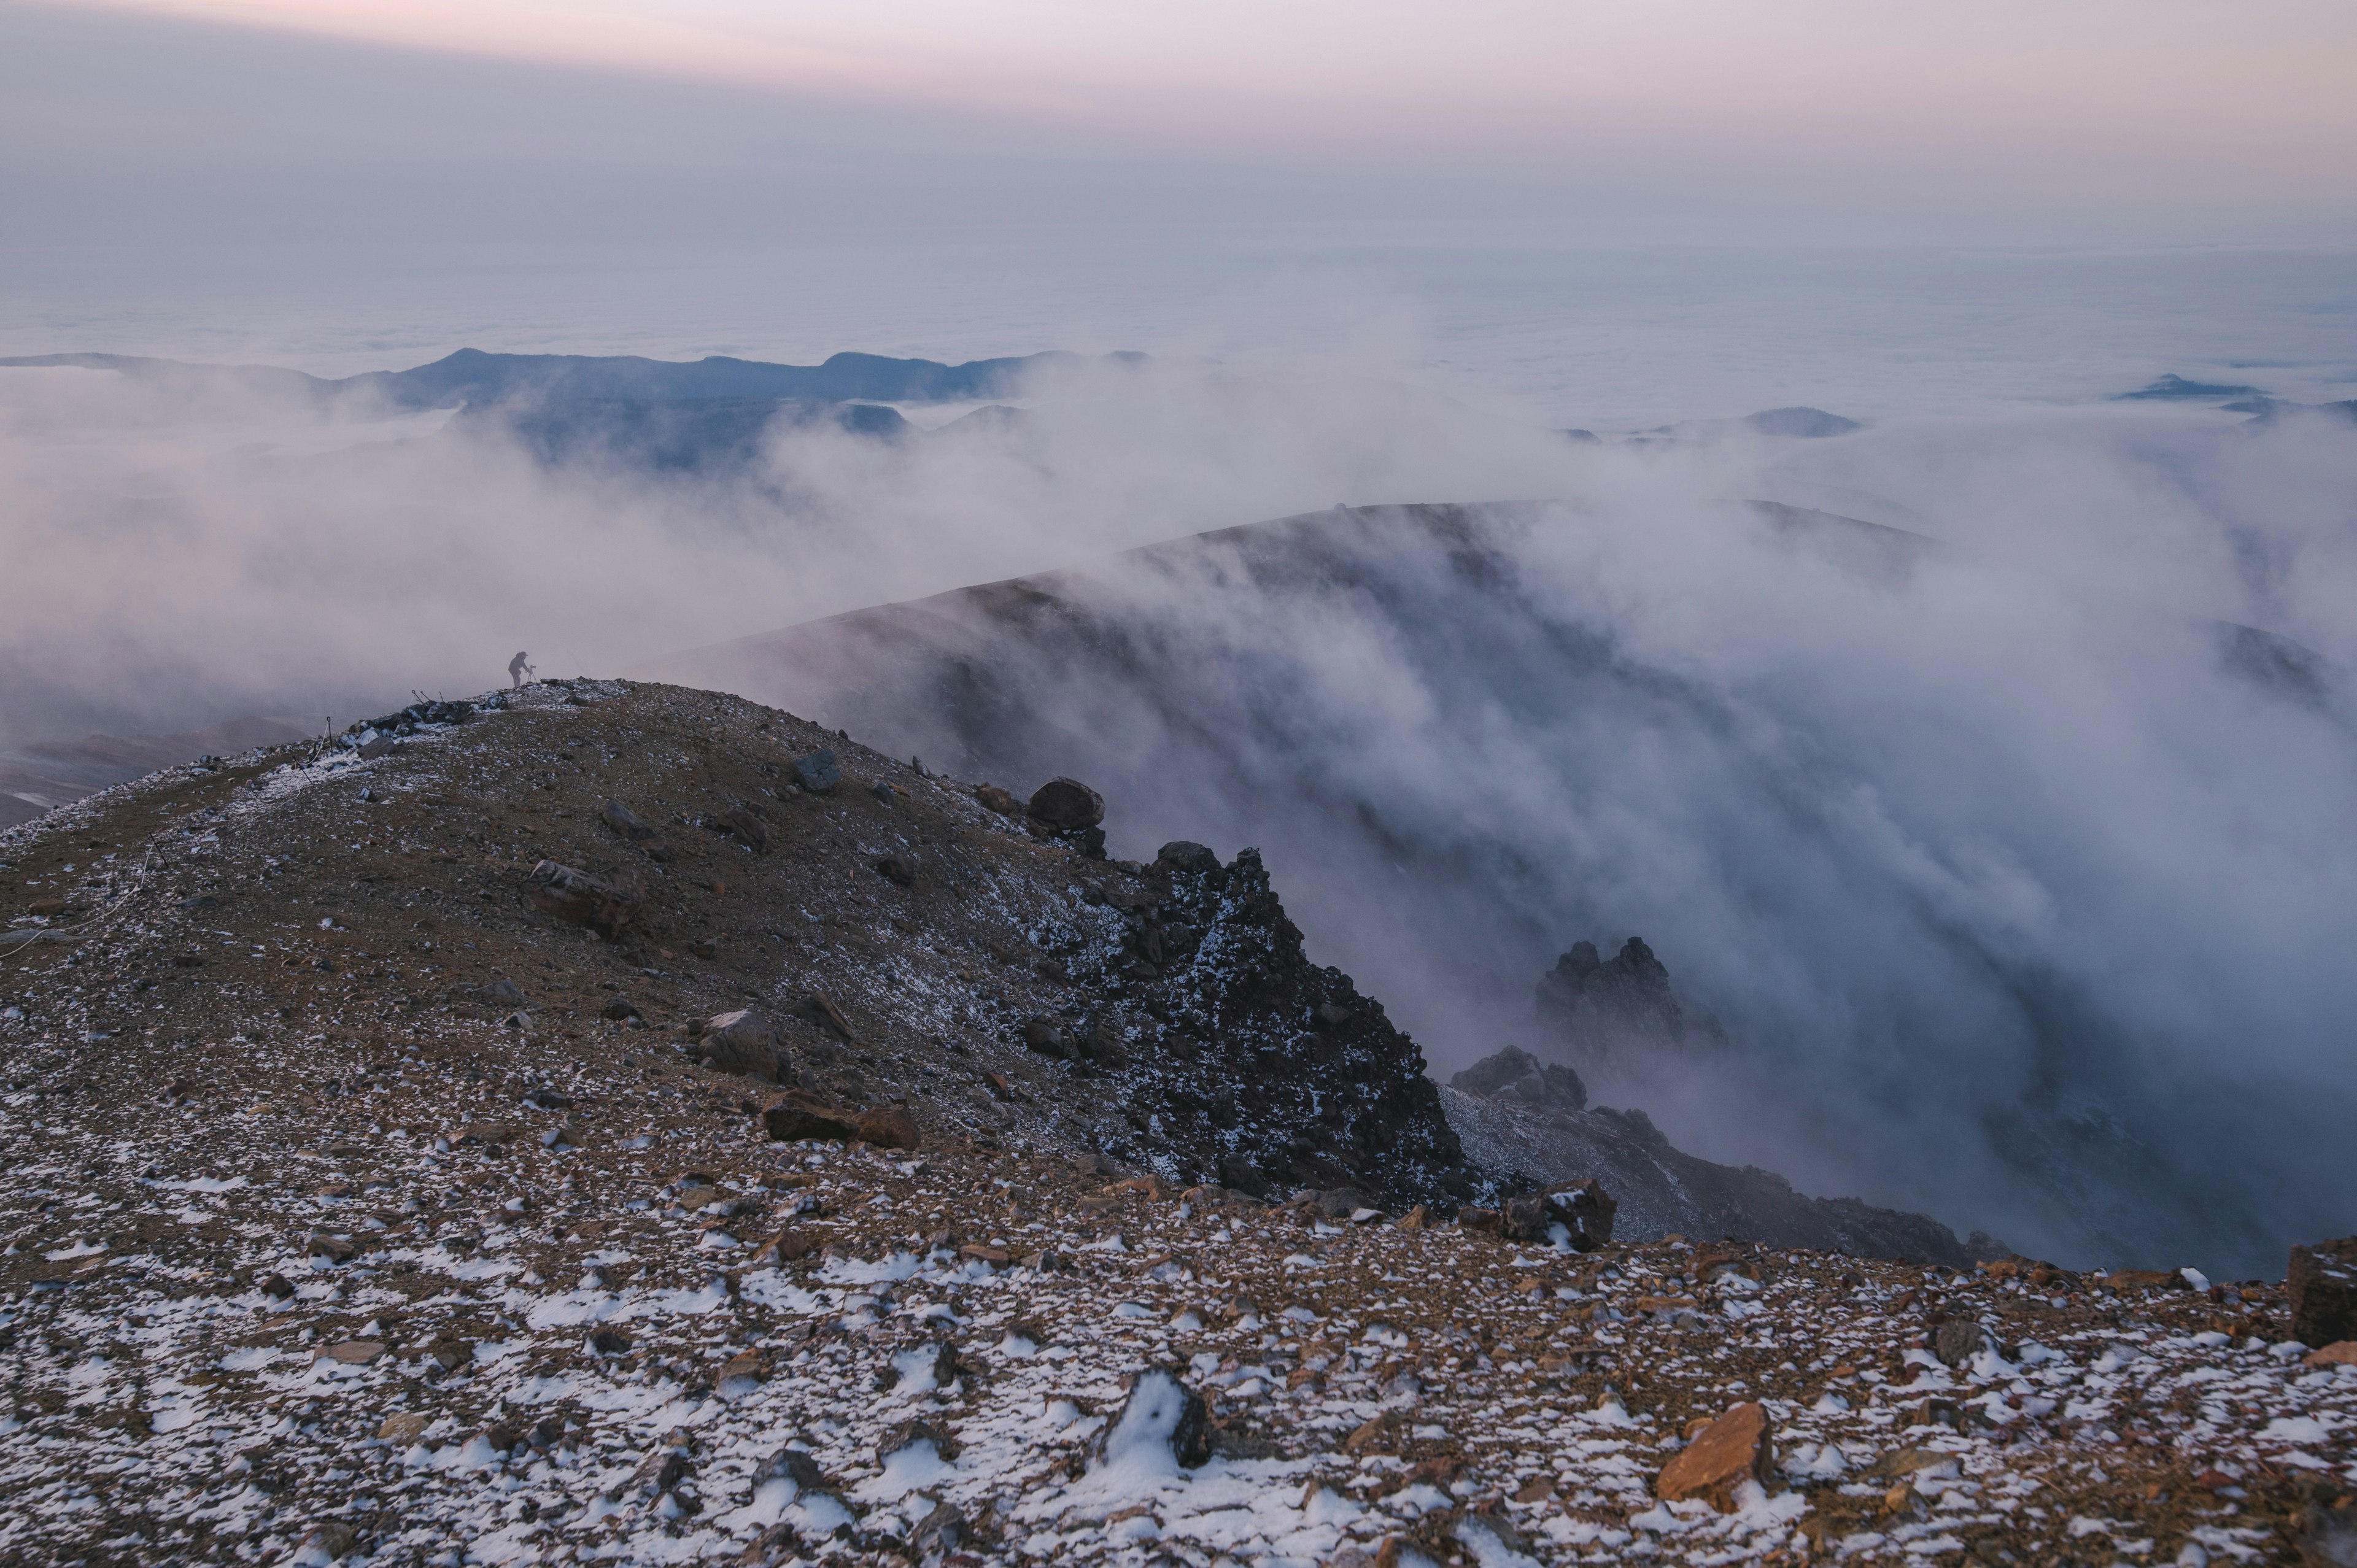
856;1106;921;1150
749;1230;816;1265
1656;1402;1776;1512
973;784;1021;816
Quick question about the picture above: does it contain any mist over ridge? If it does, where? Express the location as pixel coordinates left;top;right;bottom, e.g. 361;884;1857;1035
5;338;2356;1278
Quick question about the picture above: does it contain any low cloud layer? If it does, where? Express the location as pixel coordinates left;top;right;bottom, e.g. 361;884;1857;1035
6;349;2355;1275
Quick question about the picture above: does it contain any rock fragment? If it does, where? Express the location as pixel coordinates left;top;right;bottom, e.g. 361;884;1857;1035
877;1418;959;1465
1093;1367;1210;1470
625;1443;691;1500
762;1092;861;1144
2291;1237;2357;1350
601;798;659;841
1022;1016;1075;1059
753;1447;830;1492
854;1106;921;1150
318;1339;385;1365
1933;1316;1991;1367
714;805;768;852
791;750;840;794
1499;1178;1616;1249
1154;840;1220;876
698;1009;786;1081
1655;1401;1776;1511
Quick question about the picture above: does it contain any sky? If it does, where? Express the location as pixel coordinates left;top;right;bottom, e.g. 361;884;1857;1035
6;0;2357;247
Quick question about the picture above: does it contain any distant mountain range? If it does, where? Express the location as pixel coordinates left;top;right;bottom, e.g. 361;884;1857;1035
0;346;1147;409
2116;371;2357;423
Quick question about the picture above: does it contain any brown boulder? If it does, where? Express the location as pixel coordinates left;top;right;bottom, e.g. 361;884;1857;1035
749;1230;816;1266
715;805;768;852
522;860;639;938
2291;1237;2357;1350
1656;1402;1776;1511
856;1106;921;1150
761;1093;861;1144
1026;776;1105;831
974;784;1021;816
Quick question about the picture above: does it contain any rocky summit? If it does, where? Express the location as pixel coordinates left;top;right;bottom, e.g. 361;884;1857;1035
2;680;2354;1568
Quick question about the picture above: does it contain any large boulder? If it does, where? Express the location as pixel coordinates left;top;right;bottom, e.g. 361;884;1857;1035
1026;777;1105;832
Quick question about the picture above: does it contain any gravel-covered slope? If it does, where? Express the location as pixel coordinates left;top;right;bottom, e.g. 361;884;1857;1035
3;681;2353;1568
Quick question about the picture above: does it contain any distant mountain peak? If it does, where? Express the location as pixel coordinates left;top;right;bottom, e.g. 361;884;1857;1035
2116;373;2266;401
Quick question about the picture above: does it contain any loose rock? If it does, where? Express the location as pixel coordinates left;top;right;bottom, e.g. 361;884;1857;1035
1655;1401;1776;1512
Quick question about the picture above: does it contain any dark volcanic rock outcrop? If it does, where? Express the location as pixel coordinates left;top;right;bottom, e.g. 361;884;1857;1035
1031;843;1469;1205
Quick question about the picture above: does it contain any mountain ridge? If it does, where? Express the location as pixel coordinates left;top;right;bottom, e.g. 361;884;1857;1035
0;346;1148;411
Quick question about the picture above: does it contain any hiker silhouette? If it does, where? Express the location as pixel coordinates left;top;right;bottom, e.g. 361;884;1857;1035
508;651;535;690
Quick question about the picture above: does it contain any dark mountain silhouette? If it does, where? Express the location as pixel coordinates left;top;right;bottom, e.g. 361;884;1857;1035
2116;373;2266;401
0;346;1146;411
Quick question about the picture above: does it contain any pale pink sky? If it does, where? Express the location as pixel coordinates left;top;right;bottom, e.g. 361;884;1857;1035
9;0;2356;242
